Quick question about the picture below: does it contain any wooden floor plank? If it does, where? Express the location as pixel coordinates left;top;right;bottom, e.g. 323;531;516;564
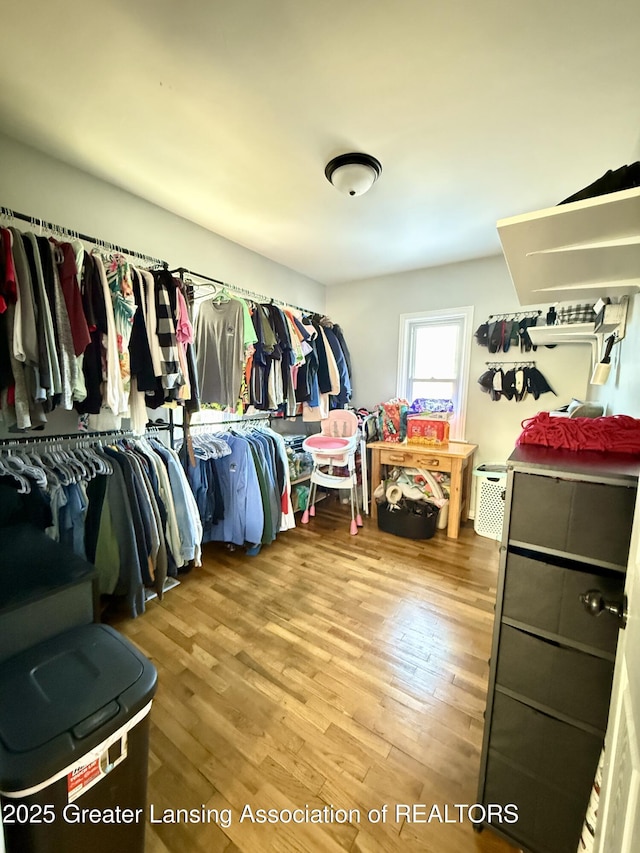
110;501;519;852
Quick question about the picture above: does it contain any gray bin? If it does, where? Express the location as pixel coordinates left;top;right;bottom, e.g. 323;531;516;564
0;624;157;853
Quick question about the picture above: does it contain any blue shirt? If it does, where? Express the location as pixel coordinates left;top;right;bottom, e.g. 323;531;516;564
211;434;264;547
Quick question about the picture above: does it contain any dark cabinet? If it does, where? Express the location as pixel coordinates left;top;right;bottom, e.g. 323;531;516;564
477;445;639;853
509;472;635;566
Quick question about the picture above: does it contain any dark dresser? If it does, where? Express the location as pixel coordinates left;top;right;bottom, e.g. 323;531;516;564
477;444;640;853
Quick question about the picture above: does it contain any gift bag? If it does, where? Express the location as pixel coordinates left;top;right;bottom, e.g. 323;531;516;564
378;398;409;443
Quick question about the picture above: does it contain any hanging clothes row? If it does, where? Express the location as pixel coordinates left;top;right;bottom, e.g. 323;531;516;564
477;363;556;402
474;312;542;354
177;422;295;552
2;214;352;443
0;222;200;437
0;432;201;618
192;282;352;420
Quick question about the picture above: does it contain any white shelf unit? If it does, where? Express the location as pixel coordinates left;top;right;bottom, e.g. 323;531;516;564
497;186;640;306
527;322;601;366
527;322;595;346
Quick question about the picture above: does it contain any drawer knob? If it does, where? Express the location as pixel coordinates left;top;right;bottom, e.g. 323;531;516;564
580;589;628;628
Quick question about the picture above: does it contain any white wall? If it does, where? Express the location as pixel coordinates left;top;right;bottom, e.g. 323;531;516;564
588;292;640;417
0;132;325;311
325;255;593;468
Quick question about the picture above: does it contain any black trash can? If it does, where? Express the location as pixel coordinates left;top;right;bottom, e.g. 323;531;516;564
377;499;440;539
0;624;157;853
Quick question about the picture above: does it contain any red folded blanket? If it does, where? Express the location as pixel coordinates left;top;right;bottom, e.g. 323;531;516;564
517;412;640;454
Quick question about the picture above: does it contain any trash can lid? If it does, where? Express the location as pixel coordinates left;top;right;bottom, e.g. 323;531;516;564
0;624;145;753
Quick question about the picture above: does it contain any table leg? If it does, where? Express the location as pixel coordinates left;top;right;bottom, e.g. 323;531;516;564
370;449;381;522
462;455;474;520
447;459;463;538
360;438;369;515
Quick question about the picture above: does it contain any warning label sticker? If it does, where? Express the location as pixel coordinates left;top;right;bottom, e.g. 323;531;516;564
67;734;128;803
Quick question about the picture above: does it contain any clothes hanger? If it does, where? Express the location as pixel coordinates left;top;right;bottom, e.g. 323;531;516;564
42;447;73;486
91;445;113;475
189;430;231;459
211;283;232;303
5;449;48;489
68;447;93;480
55;446;81;481
31;450;63;488
86;444;108;476
0;454;31;493
73;446;98;478
53;446;83;483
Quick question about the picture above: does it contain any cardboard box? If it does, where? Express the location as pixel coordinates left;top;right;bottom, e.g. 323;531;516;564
406;416;450;446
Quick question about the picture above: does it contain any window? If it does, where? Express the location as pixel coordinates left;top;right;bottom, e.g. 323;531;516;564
397;306;474;440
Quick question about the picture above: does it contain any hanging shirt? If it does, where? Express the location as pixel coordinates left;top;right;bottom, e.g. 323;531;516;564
39;238;77;410
128;268;156;393
50;239;91;357
139;269;163;379
9;228;39;370
149;439;202;566
195;297;245;408
75;252;108;416
174;286;193;401
22;233;58;400
333;324;352;380
92;253;125;416
241;299;258;348
0;227;17;311
14;235;48;419
323;325;351;406
104;254;137;395
210;433;264;546
153;269;183;398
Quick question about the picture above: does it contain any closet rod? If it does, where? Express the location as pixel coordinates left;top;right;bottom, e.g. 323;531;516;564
0;425;171;449
485;361;536;367
0;206;168;268
487;311;542;320
171;266;315;316
0;428;135;448
175;413;272;430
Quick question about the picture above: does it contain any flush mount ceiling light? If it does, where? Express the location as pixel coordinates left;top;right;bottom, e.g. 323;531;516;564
325;152;382;197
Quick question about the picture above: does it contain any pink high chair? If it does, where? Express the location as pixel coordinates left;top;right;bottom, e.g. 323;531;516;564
301;410;363;535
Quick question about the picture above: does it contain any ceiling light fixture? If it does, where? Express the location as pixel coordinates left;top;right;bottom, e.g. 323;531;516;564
325;152;382;197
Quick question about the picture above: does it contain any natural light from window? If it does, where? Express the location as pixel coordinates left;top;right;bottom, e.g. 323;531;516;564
397;307;473;440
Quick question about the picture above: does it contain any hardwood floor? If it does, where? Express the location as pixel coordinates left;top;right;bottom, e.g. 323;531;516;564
112;498;520;853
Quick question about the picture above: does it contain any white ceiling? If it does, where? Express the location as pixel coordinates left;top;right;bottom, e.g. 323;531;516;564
1;1;639;286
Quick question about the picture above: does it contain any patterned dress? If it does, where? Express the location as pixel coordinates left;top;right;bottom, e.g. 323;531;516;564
105;254;137;394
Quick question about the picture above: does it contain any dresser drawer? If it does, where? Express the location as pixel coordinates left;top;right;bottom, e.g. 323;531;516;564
484;751;591;853
378;447;452;472
489;692;602;794
496;625;614;731
503;552;624;655
509;473;634;566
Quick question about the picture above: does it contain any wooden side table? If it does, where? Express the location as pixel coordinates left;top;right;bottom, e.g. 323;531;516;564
367;440;477;539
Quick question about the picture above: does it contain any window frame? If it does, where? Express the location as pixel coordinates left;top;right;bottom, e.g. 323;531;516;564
397;306;474;440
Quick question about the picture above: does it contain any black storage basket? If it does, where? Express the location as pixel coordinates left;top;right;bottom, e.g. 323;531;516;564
377;500;439;540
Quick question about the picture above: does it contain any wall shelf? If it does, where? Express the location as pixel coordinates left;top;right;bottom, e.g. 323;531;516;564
527;322;595;345
527;322;601;366
497;186;640;305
